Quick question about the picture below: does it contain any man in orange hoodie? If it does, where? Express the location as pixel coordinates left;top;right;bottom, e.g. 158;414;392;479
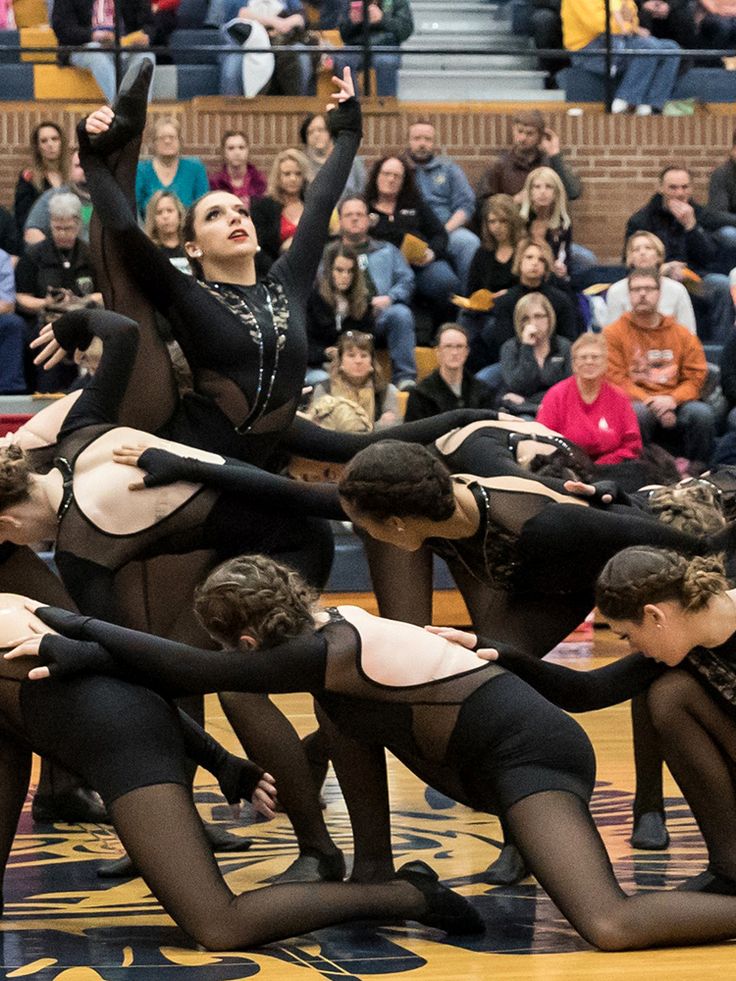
603;267;715;464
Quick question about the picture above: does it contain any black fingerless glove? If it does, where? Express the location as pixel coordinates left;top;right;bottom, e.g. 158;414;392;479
215;754;265;806
35;606;94;640
136;448;202;488
327;97;363;139
52;310;95;353
38;634;117;679
589;480;630;507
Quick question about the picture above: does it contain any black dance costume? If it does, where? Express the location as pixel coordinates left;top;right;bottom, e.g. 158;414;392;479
27;604;736;950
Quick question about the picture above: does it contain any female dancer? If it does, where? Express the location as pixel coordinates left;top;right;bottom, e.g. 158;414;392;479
0;594;473;944
14;553;736;951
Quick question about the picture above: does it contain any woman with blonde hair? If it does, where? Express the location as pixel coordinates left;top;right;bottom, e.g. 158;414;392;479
604;231;696;331
519;166;572;279
135;116;209;218
538;332;642;465
498;292;571;417
466;194;524;296
250;148;312;270
143;190;186;259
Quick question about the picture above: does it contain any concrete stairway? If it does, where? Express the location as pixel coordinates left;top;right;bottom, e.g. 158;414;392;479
399;0;564;101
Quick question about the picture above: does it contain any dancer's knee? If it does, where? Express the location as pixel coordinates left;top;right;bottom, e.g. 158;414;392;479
577;902;639;951
646;669;699;731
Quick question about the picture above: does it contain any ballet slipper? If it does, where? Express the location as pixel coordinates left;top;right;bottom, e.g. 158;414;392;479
482;843;529;885
271;848;346;883
78;60;152;159
32;787;110;825
630;810;669;850
396;860;485;935
676;867;736;895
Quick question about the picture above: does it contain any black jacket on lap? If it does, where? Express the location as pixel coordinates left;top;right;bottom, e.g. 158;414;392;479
305;290;375;366
404;368;496;421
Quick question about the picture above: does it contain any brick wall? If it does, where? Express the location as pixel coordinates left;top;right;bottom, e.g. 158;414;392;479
2;100;735;261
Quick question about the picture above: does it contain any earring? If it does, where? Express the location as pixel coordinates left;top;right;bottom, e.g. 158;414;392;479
192;249;203;258
256;245;261;253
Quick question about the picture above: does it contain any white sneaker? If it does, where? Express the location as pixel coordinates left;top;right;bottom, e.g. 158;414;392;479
611;98;629;113
635;104;653;115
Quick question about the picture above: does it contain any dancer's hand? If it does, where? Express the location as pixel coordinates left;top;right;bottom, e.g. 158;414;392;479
563;479;613;505
30;322;67;369
475;647;500;662
251;772;278;820
85;105;115;136
112;442;150;489
326;66;355;110
424;625;478;649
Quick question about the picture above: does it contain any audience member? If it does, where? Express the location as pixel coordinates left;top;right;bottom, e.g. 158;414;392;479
537;332;642;463
306;241;374;385
333;0;414;97
14;122;70;240
310;330;399;429
208;130;267;207
0;205;19;262
250;148;311;271
498;291;572;417
135;116;209;218
695;0;736;53
404;121;480;289
466;194;524;296
518;166;573;277
299;112;365;199
530;0;569;86
625;165;735;343
218;0;314;96
51;0;156;105
0;248;27;394
476;109;581;204
365;155;459;322
24;150;92;247
603;231;696;332
404;323;495;421
718;328;736;430
338;195;417;388
144;190;186;259
636;0;694;48
469;237;580;376
706;128;736;268
561;0;681;115
15;194;101;391
603;268;715;464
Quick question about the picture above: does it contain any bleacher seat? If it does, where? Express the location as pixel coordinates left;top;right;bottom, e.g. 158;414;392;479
175;63;221;98
0;29;19;63
169;28;222;65
559;65;736;103
0;62;34;98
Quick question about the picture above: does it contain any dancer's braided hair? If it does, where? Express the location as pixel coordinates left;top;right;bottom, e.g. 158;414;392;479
647;484;726;536
194;554;318;648
338;441;456;521
595;547;728;622
0;445;33;510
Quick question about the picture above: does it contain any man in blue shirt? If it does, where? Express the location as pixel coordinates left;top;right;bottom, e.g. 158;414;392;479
0;249;27;393
405;122;480;292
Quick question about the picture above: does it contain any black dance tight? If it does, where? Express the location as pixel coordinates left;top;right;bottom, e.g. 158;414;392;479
506;790;736;949
109;783;423;948
648;671;736;881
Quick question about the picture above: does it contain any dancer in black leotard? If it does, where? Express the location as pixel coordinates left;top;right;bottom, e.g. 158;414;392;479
461;546;736;896
15;554;736;951
0;595;476;944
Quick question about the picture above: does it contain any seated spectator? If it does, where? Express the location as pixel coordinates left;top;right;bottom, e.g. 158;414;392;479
310;330;399;429
626;165;735;342
208;130;267;208
469;237;581;378
14;122;70;241
250;148;311;272
530;0;569;87
404;322;495;422
636;0;695;47
15;194;102;392
706;127;736;269
365;155;459;323
333;0;413;97
603;231;696;332
306;242;374;385
299;112;365;199
562;0;681;115
218;0;314;96
0;248;26;394
337;195;417;388
719;327;736;430
51;0;156;105
519;166;573;278
25;150;92;247
537;332;642;464
144;190;187;260
498;292;572;417
0;205;19;263
466;194;524;297
135;117;209;218
695;0;736;53
404;121;479;290
603;268;715;465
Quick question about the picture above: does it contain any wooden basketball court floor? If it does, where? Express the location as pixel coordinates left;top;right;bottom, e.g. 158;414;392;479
1;600;733;981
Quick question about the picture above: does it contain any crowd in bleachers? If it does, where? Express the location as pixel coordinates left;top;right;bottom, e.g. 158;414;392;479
6;100;736;476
